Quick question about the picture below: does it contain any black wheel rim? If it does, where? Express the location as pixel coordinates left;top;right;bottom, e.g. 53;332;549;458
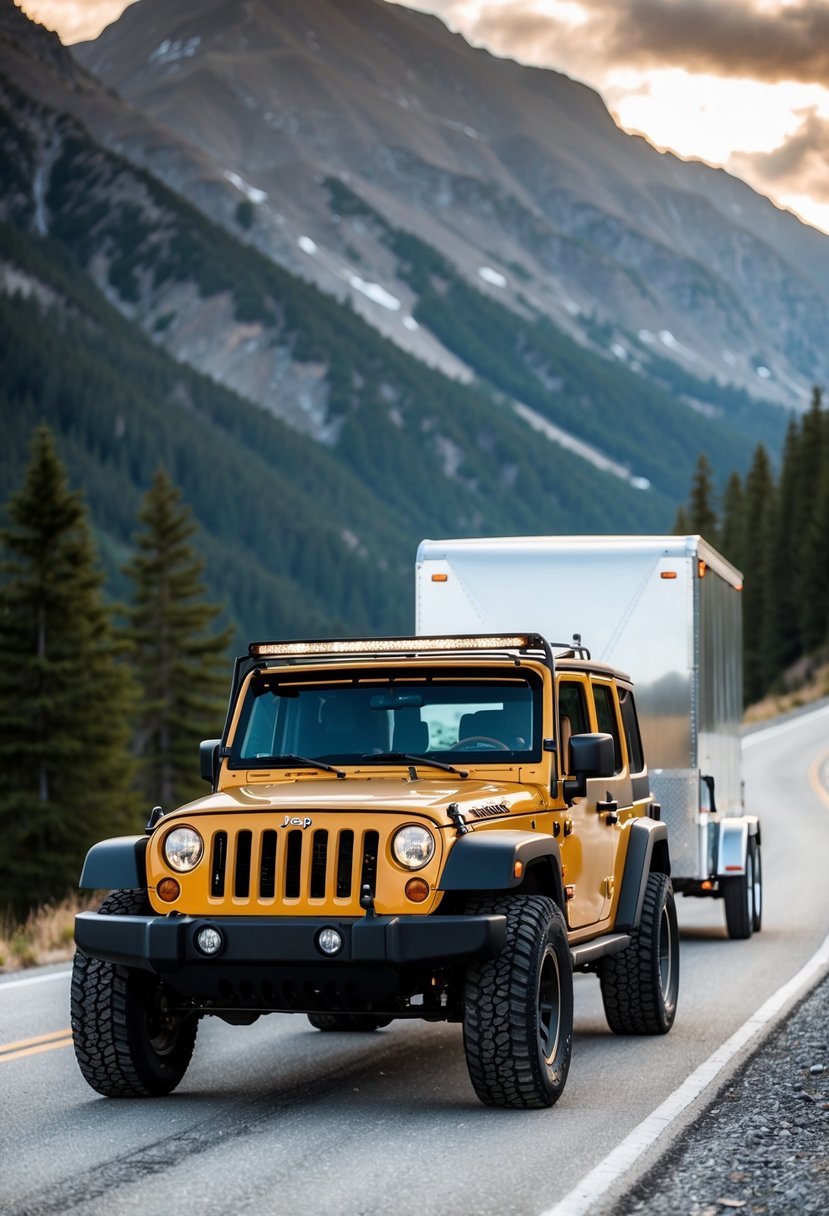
659;905;674;997
753;849;762;922
745;851;754;924
145;984;182;1056
538;947;561;1065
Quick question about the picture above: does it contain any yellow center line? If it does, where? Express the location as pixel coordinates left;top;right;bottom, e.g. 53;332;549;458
807;743;829;813
0;1028;73;1063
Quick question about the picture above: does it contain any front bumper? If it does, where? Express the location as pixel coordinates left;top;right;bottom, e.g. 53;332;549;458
74;910;506;975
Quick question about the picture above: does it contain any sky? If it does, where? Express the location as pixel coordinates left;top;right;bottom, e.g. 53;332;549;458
18;0;829;235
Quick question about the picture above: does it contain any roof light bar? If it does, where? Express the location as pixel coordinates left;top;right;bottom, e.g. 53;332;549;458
248;634;535;659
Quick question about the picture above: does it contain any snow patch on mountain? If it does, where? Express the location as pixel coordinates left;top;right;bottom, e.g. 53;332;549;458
513;401;651;490
224;171;267;204
149;37;201;65
349;277;401;311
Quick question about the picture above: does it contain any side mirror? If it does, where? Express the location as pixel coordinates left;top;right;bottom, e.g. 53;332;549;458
200;738;221;787
562;732;616;804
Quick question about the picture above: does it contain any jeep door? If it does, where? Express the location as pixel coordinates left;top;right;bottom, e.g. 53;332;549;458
559;677;614;928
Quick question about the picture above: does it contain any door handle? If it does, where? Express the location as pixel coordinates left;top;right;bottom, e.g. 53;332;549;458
597;797;618;824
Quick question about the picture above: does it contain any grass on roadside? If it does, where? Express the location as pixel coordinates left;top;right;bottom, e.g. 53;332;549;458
743;656;829;724
0;893;99;973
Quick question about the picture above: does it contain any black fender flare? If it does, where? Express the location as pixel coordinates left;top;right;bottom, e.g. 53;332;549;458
614;819;670;931
79;835;149;890
438;831;564;904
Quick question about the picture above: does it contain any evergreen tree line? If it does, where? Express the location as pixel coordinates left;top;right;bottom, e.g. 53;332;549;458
675;387;829;704
0;427;231;919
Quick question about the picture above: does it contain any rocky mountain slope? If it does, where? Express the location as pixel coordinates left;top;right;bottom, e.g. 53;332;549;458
73;0;829;416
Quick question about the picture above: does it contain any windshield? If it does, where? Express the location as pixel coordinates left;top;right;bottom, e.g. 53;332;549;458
229;669;542;767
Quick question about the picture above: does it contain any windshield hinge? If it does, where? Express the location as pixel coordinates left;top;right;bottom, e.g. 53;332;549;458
447;802;471;836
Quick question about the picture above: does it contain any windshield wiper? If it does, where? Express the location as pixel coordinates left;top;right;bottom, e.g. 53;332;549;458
360;752;468;779
273;754;346;779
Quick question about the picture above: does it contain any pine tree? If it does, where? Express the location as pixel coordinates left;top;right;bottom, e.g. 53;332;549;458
763;419;804;676
799;389;829;652
123;468;233;809
0;427;138;915
719;472;745;572
741;445;776;702
686;454;719;543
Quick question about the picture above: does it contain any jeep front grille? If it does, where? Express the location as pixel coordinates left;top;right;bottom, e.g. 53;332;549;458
207;826;381;913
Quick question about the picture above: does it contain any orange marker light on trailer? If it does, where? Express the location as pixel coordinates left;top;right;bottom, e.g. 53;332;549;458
660;571;677;580
431;573;448;582
698;560;707;578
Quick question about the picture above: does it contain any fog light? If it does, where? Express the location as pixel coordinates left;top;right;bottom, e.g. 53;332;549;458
195;925;223;956
157;877;180;903
405;878;430;902
317;927;343;956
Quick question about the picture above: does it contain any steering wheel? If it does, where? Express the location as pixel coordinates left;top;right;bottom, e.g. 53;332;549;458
451;736;509;751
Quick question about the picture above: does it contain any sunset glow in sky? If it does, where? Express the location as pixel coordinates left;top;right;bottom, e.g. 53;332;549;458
19;0;829;235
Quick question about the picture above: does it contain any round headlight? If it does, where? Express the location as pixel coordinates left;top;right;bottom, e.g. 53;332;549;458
164;827;204;872
392;825;435;870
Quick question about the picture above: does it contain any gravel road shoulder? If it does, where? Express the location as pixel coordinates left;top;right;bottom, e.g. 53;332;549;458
613;972;829;1215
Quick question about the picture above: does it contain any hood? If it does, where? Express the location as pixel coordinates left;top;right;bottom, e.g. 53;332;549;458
167;775;547;826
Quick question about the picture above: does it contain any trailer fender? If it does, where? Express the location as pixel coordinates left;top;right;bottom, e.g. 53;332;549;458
438;830;564;903
79;835;149;890
716;816;760;878
614;819;671;931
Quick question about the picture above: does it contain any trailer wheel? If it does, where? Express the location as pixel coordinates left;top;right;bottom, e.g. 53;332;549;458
598;872;679;1035
306;1013;391;1032
71;890;198;1097
463;895;573;1108
722;843;756;940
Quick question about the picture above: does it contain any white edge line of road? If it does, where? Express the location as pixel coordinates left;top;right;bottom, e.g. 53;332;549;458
0;968;71;992
544;696;829;1216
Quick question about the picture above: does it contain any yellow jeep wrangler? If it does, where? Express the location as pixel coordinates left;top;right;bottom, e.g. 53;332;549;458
72;634;677;1109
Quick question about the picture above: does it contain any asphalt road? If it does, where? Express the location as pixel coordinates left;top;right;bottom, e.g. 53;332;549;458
2;704;828;1216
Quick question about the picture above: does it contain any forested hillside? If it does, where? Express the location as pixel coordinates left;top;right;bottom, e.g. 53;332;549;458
0;204;673;643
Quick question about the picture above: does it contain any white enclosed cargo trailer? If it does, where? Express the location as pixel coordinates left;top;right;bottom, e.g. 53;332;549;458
416;534;761;939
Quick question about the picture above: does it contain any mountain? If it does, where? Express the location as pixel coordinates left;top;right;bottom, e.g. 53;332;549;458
5;0;741;646
72;0;829;416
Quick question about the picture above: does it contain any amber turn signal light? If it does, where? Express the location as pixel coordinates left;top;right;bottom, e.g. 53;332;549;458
157;877;181;903
405;878;430;902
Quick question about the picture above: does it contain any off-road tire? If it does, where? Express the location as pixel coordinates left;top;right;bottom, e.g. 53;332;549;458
599;872;679;1035
463;895;573;1109
306;1013;392;1032
71;889;198;1097
722;843;755;940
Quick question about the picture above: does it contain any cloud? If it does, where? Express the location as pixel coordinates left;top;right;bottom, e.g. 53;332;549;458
594;0;829;84
730;107;829;201
16;1;134;44
413;1;829;86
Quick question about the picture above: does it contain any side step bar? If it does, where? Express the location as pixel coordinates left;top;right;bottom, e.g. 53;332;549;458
570;932;631;971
